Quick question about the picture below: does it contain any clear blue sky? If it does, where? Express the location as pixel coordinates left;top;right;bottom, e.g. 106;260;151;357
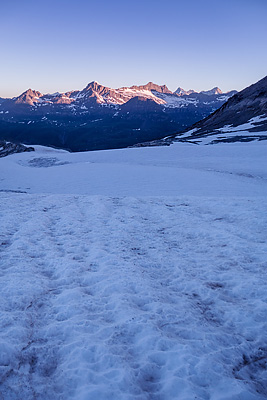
1;0;266;97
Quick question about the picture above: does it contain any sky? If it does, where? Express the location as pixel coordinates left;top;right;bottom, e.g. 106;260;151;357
1;0;267;97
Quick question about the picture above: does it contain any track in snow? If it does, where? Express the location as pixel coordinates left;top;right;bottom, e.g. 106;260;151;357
0;194;266;399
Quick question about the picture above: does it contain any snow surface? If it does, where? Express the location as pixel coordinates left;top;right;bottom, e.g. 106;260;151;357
0;142;267;399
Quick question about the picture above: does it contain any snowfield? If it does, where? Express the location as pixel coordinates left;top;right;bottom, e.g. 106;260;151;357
0;142;267;399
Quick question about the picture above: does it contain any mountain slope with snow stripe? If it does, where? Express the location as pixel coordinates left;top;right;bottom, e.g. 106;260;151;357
172;75;267;144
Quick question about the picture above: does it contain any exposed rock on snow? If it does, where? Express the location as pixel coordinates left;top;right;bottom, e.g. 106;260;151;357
0;141;34;158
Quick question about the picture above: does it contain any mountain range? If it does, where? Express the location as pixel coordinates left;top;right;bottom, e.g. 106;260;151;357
0;82;236;151
1;82;235;106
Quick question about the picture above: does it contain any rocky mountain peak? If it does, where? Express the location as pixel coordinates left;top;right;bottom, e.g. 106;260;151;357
174;87;196;96
14;89;43;105
130;82;172;94
175;87;186;95
200;87;223;95
84;81;103;91
78;81;111;102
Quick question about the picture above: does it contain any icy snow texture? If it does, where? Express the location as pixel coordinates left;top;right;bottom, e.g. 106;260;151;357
0;143;267;399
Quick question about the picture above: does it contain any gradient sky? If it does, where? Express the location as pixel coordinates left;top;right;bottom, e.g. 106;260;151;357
1;0;267;97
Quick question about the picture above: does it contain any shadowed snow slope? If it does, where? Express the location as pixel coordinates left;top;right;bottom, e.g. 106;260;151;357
0;142;267;399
